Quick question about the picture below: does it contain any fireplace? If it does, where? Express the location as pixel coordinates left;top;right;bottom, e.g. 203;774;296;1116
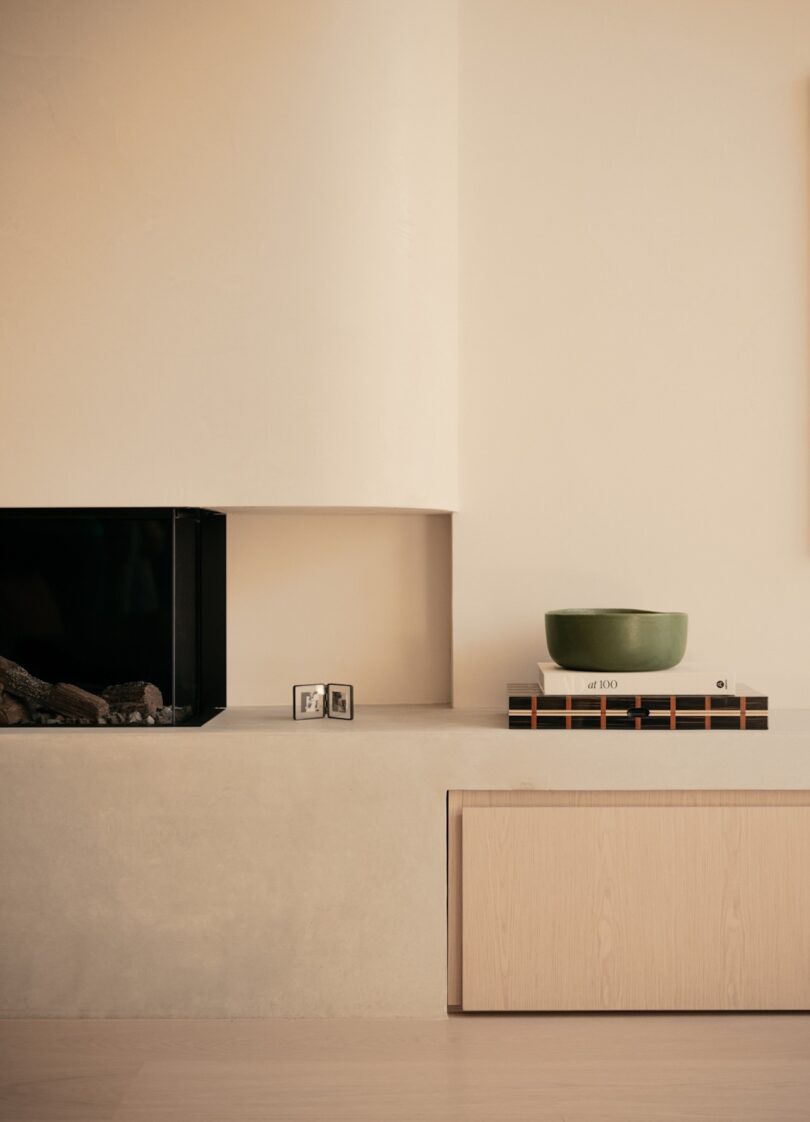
0;509;225;727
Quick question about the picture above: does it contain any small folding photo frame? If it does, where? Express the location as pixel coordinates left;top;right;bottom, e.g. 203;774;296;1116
292;683;354;720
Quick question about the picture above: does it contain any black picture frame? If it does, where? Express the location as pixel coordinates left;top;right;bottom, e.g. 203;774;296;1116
327;683;354;720
292;683;326;720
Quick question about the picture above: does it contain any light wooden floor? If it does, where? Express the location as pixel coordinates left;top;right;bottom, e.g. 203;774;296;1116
1;1016;809;1121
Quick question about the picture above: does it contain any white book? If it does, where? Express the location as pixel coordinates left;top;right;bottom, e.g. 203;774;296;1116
537;662;736;696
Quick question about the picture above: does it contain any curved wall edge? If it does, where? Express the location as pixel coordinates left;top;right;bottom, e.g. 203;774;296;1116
0;0;458;510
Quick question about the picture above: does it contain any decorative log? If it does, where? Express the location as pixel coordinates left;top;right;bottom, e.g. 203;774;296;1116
0;655;110;721
102;681;164;717
0;692;28;726
48;682;110;722
0;655;52;709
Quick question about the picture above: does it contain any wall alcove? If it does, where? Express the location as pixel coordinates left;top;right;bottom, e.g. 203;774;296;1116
226;510;452;707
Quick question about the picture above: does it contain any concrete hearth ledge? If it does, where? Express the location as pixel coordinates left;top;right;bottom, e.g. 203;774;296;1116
1;702;803;735
210;703;797;739
1;706;808;1020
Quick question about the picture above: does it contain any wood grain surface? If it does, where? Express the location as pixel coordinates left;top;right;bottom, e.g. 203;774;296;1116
446;790;464;1009
448;789;810;1009
2;1017;810;1121
460;801;810;1011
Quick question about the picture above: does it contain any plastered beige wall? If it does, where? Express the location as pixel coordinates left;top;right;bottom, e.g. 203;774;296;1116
227;512;452;705
7;0;807;711
0;0;458;510
454;0;810;708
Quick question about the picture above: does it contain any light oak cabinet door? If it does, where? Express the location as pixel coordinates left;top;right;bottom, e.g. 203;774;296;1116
449;792;810;1012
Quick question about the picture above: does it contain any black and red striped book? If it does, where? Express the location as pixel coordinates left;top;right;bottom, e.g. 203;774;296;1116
507;684;768;730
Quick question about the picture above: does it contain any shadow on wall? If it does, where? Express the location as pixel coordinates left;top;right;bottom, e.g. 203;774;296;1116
805;81;810;555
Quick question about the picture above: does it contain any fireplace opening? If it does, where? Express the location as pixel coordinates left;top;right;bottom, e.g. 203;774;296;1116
0;508;225;727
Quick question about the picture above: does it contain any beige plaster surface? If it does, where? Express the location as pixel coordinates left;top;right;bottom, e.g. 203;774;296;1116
0;0;458;510
455;1;810;708
4;0;810;712
227;512;452;705
2;708;809;1018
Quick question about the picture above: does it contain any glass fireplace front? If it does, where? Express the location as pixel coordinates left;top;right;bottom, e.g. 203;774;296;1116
0;508;225;727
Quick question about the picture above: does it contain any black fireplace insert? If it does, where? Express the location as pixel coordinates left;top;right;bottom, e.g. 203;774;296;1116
0;508;226;727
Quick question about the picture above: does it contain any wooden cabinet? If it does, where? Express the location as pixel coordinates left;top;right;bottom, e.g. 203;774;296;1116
448;790;810;1012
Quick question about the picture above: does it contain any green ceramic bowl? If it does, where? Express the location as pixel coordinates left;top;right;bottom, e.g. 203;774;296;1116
545;609;688;672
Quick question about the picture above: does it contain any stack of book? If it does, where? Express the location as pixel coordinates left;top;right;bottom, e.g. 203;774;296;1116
508;664;768;730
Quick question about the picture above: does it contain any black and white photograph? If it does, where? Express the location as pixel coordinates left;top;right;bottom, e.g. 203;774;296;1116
327;683;354;720
292;683;326;720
